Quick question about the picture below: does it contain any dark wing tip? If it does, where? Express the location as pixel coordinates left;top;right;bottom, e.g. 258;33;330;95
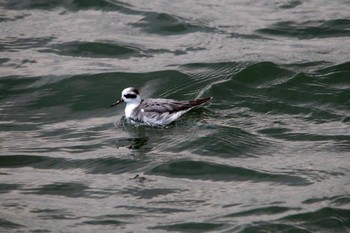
190;96;213;107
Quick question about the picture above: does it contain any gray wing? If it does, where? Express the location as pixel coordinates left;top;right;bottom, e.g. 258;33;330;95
139;98;194;113
134;97;212;125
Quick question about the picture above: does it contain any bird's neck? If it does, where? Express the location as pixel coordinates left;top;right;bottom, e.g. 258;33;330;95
125;101;140;118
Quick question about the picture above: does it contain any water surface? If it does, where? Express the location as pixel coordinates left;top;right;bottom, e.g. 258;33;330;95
1;0;350;232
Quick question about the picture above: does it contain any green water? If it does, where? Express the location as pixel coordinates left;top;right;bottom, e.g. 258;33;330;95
1;0;350;232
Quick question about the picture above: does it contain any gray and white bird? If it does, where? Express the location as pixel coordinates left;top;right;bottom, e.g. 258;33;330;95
111;87;212;126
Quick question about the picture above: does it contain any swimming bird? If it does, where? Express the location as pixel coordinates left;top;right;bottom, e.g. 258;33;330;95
111;87;212;126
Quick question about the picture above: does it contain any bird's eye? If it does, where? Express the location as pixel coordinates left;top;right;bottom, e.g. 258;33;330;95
124;94;137;99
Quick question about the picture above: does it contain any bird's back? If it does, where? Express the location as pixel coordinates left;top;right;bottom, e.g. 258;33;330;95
132;97;212;126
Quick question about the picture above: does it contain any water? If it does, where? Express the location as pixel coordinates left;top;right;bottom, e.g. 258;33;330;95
1;0;350;232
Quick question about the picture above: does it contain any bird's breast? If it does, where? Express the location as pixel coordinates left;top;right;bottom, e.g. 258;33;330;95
124;103;140;119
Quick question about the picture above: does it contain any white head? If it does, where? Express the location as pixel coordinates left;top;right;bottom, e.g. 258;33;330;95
111;87;141;107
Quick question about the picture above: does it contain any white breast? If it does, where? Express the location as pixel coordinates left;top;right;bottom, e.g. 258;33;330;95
124;102;139;119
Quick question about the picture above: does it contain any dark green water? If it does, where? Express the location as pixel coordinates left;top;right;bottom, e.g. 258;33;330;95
1;0;350;232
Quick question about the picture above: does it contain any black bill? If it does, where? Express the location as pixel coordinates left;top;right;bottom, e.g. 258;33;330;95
110;99;124;107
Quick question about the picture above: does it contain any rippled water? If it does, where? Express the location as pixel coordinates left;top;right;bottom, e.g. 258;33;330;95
1;0;350;232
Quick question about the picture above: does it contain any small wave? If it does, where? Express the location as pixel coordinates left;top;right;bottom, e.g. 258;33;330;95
23;182;90;198
149;159;310;185
2;0;130;11
257;19;350;39
0;218;24;230
43;41;140;58
234;207;350;233
151;222;225;232
131;12;209;35
225;206;300;218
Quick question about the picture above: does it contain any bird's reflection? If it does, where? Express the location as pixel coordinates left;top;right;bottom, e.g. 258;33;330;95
114;119;157;157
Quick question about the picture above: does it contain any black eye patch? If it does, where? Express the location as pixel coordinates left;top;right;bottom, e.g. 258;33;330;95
124;94;137;99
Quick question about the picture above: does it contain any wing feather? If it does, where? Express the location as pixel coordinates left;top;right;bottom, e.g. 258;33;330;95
132;97;212;125
139;97;212;113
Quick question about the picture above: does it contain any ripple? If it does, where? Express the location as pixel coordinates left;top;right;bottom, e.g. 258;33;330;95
278;0;303;9
23;182;90;198
303;195;350;207
151;222;225;232
233;62;294;89
1;36;53;51
131;12;207;35
0;218;24;230
120;187;184;199
281;207;350;232
168;125;269;158
0;155;48;168
43;41;141;58
257;19;350;39
240;222;309;233
0;155;146;175
0;183;22;194
2;0;128;11
82;219;125;226
30;208;77;220
149;160;310;185
237;207;350;232
225;206;301;218
209;61;348;123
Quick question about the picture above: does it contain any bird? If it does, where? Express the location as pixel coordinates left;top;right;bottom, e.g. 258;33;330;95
111;87;212;126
